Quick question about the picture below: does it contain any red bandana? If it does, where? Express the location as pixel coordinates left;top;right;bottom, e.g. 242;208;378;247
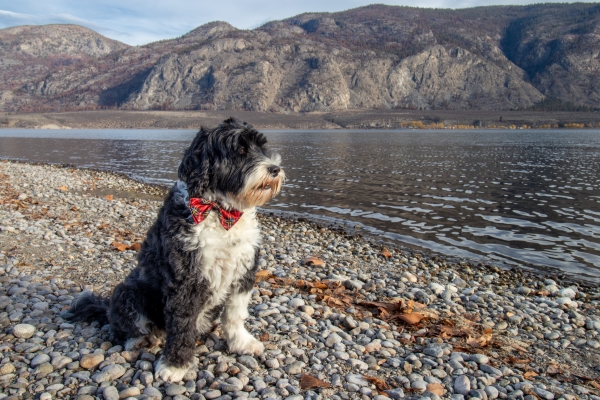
188;198;243;230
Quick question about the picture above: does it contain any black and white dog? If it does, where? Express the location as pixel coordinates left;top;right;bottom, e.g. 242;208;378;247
65;118;284;382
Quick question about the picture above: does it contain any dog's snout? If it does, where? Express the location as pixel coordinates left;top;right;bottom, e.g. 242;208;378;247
268;166;280;177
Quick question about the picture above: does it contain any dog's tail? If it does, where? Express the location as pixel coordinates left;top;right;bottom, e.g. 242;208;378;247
62;290;110;326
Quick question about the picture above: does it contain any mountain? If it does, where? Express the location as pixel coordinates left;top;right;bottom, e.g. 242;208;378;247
1;3;599;113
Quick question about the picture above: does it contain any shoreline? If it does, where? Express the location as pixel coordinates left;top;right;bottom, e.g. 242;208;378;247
1;109;599;131
0;161;599;400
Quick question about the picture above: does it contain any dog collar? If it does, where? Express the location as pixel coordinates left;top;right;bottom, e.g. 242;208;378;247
188;198;243;230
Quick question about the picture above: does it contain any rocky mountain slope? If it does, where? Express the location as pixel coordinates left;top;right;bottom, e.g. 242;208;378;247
1;3;599;112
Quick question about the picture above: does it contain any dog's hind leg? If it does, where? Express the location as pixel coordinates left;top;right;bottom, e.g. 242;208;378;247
222;290;264;356
108;282;151;346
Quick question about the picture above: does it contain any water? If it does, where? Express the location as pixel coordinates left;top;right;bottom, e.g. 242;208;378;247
1;128;599;281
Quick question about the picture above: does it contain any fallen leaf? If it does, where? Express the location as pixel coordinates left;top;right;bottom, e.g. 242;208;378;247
59;186;67;191
105;195;114;201
303;256;324;266
467;327;493;348
300;374;331;390
508;357;532;364
259;332;269;342
590;381;600;390
255;270;273;282
380;247;392;259
364;375;390;391
129;242;142;251
523;371;538;379
111;242;128;252
427;383;445;396
395;313;425;325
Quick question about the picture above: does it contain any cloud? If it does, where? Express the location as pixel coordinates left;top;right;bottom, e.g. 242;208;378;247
1;0;598;46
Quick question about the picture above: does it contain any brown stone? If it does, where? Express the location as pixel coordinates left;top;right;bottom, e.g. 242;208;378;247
79;354;104;370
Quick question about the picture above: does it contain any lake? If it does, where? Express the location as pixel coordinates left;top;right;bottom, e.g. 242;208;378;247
1;128;599;281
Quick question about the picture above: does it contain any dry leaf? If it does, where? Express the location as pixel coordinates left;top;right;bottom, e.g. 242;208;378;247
427;383;445;396
105;195;114;201
467;327;493;348
255;270;273;282
300;374;331;390
396;313;425;325
590;381;600;390
380;247;392;259
364;375;390;391
523;371;538;379
508;357;532;364
59;186;67;191
303;256;324;266
111;242;128;252
259;332;269;342
129;242;142;251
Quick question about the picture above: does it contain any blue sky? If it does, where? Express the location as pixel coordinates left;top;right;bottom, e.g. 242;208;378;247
0;0;596;45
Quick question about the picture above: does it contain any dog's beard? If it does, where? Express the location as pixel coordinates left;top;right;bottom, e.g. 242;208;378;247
239;163;285;208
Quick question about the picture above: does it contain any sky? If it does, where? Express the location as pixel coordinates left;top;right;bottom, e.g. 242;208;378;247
0;0;597;46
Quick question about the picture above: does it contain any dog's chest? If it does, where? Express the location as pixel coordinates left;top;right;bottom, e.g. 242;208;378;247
187;210;261;301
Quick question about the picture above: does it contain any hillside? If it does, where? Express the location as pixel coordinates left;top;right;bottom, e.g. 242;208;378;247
0;4;599;113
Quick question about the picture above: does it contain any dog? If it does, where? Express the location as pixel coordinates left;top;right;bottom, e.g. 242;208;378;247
64;118;284;382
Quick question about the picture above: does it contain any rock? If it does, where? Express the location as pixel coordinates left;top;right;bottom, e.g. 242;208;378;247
287;298;305;308
470;354;489;364
454;375;471;395
102;364;126;380
557;288;576;299
0;363;15;375
402;271;418;282
118;387;141;399
237;355;259;370
534;387;555;400
13;323;36;338
143;387;163;400
80;354;105;369
326;333;342;347
285;361;305;375
102;386;119;400
423;345;444;358
485;385;499;400
30;354;51;368
517;287;532;295
344;280;364;290
166;384;187;396
346;374;369;387
430;283;445;295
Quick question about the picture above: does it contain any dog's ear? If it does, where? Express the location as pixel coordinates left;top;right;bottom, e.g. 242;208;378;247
178;128;211;196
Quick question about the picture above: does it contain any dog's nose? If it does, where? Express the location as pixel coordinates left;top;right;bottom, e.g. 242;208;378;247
268;166;280;177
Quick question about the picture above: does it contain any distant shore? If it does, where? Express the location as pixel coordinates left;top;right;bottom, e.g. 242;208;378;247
1;109;599;130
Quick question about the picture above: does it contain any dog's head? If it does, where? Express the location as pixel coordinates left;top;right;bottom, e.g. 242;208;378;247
178;118;285;209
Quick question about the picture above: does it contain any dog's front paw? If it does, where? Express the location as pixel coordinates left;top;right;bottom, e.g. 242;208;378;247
154;358;189;383
227;331;264;356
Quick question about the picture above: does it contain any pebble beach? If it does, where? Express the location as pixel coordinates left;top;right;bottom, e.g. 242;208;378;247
0;161;599;400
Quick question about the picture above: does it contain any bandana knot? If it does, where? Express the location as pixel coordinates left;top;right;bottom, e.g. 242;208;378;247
188;198;243;230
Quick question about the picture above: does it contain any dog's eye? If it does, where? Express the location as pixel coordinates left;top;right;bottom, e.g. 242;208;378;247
238;147;246;155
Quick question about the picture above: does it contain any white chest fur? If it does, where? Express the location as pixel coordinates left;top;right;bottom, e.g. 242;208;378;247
186;208;261;330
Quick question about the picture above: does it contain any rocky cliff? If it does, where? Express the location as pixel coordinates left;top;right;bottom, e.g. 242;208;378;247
1;4;599;112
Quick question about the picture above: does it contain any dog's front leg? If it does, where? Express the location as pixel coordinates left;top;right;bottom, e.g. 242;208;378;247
154;300;199;382
222;290;264;356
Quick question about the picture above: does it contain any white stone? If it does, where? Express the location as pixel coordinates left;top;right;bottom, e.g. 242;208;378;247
556;288;576;299
13;324;36;339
